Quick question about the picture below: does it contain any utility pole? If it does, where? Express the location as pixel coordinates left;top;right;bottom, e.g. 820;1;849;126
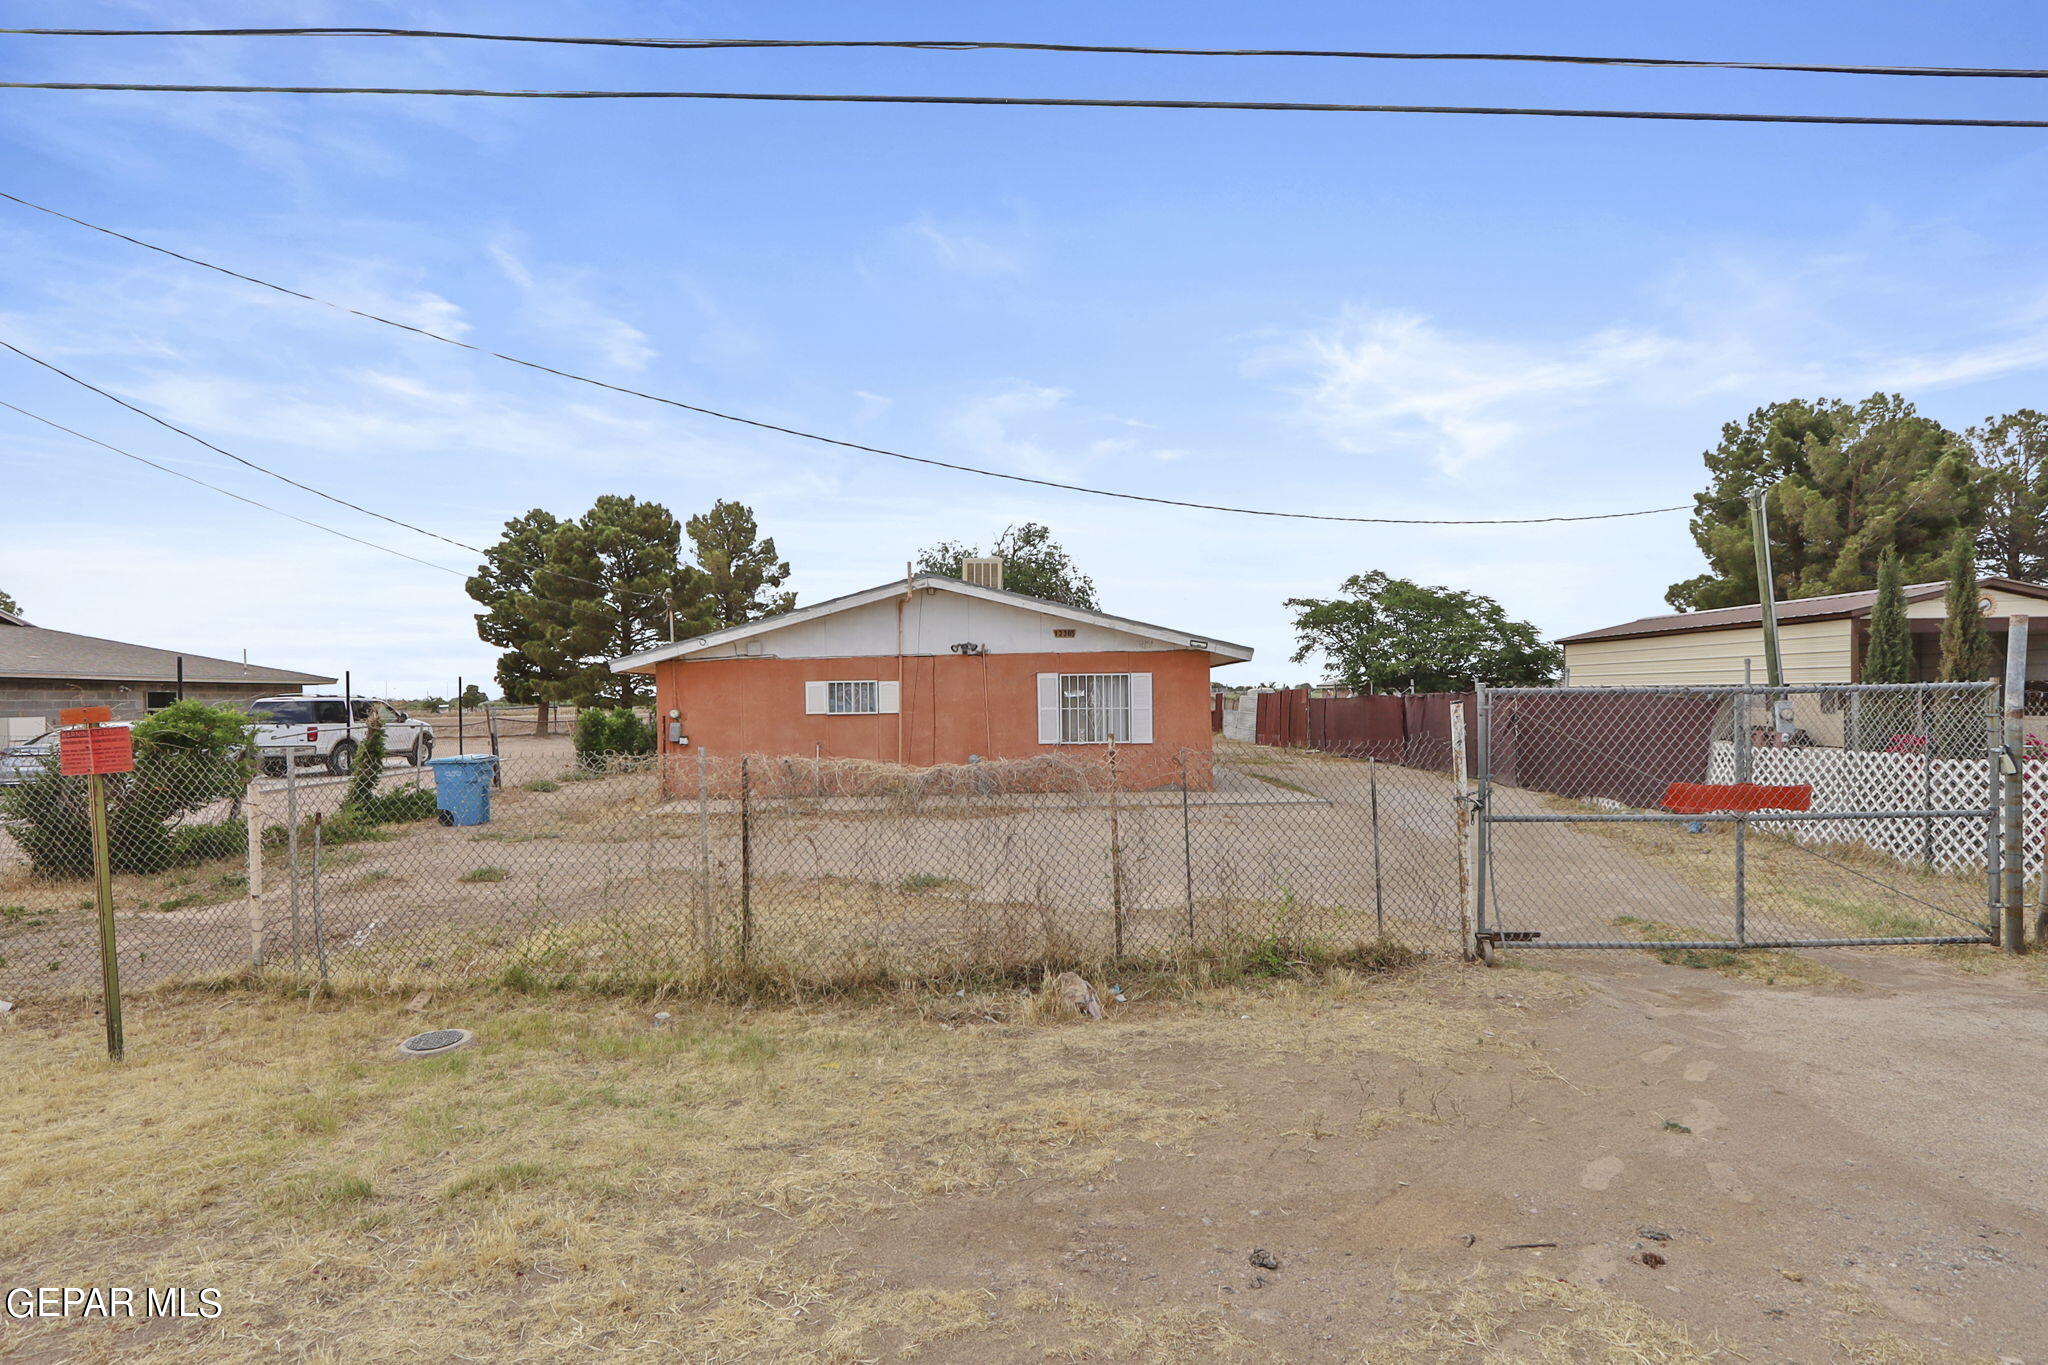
1750;487;1784;687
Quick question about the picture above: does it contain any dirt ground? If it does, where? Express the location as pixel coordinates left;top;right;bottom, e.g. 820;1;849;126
3;944;2044;1362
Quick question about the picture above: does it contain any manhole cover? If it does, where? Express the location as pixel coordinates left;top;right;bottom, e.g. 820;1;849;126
397;1028;473;1057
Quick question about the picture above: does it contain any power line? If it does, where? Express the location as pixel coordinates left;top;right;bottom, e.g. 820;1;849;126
0;338;683;605
0;399;467;575
0;190;1686;526
0;338;485;556
6;81;2047;129
6;27;2047;81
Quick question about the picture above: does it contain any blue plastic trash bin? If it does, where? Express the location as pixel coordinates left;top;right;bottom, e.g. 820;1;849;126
425;754;499;826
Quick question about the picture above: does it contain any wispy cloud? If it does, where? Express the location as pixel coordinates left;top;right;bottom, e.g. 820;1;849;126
487;241;655;372
901;211;1028;276
1263;260;2048;476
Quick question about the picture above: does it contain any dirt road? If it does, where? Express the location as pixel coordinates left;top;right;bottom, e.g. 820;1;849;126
825;949;2048;1361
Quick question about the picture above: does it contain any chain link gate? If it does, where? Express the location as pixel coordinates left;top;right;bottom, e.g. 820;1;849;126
1471;682;2002;958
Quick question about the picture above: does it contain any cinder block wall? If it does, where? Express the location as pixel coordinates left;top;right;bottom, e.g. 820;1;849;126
0;680;301;727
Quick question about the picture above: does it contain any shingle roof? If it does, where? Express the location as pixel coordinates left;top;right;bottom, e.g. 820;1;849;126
1557;577;2048;645
0;623;332;686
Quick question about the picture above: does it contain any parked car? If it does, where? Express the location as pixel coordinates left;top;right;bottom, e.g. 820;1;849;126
0;724;132;786
249;696;434;776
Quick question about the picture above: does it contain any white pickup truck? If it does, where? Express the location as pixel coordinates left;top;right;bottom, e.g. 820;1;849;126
249;696;435;776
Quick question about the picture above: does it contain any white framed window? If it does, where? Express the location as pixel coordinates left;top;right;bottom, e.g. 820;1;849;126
1037;672;1153;744
804;680;900;715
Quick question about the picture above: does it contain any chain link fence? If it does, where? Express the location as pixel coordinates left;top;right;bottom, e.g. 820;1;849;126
1477;682;2002;952
0;734;1463;1000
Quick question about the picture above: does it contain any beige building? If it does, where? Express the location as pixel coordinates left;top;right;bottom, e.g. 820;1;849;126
1559;578;2048;687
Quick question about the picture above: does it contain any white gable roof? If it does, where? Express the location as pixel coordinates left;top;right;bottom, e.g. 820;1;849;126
612;574;1253;673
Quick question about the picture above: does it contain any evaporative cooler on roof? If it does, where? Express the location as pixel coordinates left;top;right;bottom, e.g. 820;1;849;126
960;556;1005;590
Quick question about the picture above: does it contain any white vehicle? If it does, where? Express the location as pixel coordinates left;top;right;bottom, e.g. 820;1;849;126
249;696;434;776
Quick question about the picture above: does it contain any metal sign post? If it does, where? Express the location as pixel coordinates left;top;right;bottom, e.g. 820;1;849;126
59;706;133;1060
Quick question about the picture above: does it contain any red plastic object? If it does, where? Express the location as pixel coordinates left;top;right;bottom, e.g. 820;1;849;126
1662;781;1811;814
59;726;135;776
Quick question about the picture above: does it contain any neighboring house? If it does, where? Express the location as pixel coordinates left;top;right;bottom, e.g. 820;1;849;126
610;567;1253;789
1559;578;2048;687
0;606;332;729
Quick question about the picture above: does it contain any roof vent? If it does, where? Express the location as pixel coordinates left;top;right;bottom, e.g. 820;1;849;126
960;556;1004;590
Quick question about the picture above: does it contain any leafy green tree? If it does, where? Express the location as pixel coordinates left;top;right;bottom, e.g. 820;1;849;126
915;522;1099;609
521;495;715;706
0;588;20;616
1862;549;1912;684
1939;531;1994;682
1969;409;2048;581
1287;572;1562;693
688;499;795;628
458;683;489;709
1666;395;1976;611
467;509;570;732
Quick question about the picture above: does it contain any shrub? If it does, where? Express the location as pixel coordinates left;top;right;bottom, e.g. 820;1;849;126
171;822;245;866
340;709;388;816
0;701;255;878
351;785;437;824
572;707;655;764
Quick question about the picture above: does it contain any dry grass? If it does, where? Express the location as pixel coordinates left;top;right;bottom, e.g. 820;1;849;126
1613;916;1858;989
1372;1270;1724;1362
0;961;1527;1363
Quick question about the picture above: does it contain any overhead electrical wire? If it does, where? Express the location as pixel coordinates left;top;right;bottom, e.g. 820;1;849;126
5;27;2046;81
1;190;1687;525
0;399;467;576
4;81;2046;129
0;339;683;605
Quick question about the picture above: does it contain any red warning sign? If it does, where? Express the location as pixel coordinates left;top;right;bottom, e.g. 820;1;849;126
60;726;135;777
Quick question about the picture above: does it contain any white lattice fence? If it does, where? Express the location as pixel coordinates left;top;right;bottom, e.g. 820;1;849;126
1706;741;2018;879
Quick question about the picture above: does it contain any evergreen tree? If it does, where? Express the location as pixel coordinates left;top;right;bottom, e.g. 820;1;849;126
1862;549;1912;684
466;510;570;731
1968;409;2048;581
1666;395;1976;611
687;499;796;628
520;495;715;706
1938;531;1994;682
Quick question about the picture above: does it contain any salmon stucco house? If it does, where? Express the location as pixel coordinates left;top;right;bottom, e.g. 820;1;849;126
609;563;1252;789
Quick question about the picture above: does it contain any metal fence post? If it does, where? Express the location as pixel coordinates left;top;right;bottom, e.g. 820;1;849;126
1733;687;1749;945
2003;618;2029;953
1108;737;1125;961
1369;756;1385;936
695;746;715;964
1178;749;1195;944
245;775;265;970
286;750;301;970
738;755;753;966
311;813;328;987
1452;700;1475;961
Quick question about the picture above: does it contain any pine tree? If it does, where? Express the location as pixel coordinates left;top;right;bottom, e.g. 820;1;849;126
1862;550;1912;683
687;499;795;628
1938;531;1993;682
1665;394;1976;611
521;495;715;706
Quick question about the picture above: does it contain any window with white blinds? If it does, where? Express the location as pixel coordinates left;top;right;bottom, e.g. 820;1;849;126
1058;673;1132;743
827;680;879;715
804;680;899;715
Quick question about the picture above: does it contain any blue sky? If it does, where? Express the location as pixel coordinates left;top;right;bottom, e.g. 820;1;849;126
5;0;2048;694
